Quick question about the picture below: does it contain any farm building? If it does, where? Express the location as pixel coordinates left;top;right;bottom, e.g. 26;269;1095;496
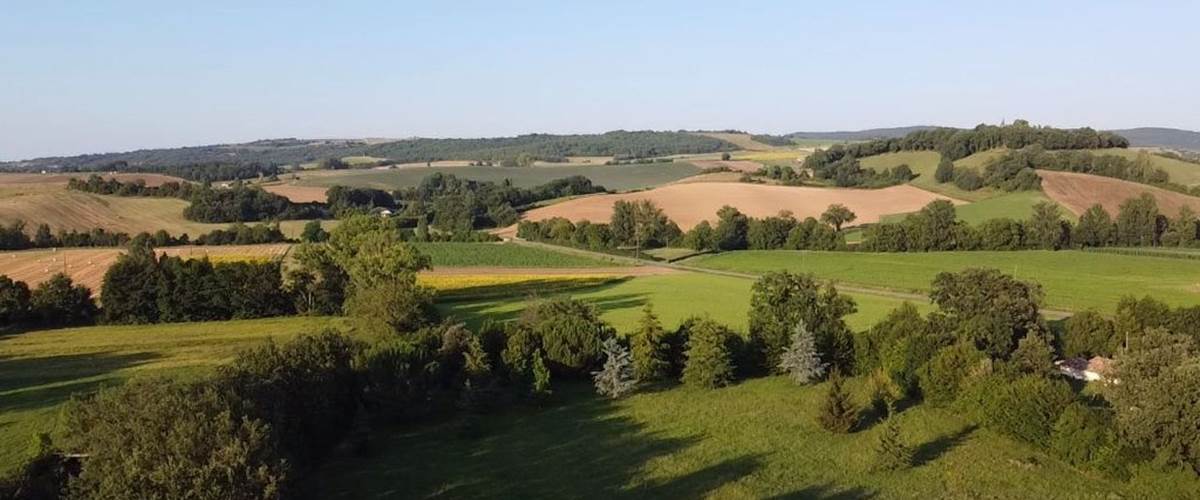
1055;356;1114;382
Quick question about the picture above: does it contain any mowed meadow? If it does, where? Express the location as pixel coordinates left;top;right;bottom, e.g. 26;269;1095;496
685;249;1200;312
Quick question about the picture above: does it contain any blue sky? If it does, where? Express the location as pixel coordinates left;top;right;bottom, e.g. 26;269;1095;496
2;1;1197;160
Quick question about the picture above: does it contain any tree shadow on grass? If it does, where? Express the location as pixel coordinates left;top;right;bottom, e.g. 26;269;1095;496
767;482;878;499
913;424;976;467
0;351;160;413
310;384;766;500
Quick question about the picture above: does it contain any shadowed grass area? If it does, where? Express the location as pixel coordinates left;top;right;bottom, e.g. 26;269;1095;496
415;242;622;268
437;272;929;333
312;378;1137;499
0;316;346;474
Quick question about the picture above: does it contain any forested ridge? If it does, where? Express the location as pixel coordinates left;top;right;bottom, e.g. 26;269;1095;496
2;131;738;172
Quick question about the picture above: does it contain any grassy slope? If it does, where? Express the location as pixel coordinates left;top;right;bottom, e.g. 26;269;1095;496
686;250;1200;312
880;190;1069;226
293;163;703;192
0;316;346;474
1089;148;1200;186
438;272;928;333
313;377;1147;499
0;188;326;239
415;243;620;268
861;151;985;202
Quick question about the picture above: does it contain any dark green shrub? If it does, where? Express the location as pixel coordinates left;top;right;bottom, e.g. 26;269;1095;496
219;331;360;468
63;379;285;499
515;298;613;377
1051;403;1119;469
1061;310;1117;358
748;271;856;372
918;342;988;405
356;332;443;418
0;275;31;327
963;374;1074;448
630;305;672;382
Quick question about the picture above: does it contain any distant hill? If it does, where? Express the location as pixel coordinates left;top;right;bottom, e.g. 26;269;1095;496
785;126;940;141
1110;127;1200;151
1;131;739;171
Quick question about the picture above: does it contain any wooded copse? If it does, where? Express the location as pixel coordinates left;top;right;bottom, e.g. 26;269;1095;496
0;219;289;250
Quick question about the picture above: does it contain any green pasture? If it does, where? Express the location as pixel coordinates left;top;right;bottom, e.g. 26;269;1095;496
684;250;1200;313
415;242;620;268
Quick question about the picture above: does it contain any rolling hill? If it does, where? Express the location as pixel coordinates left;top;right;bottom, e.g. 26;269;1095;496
1111;127;1200;151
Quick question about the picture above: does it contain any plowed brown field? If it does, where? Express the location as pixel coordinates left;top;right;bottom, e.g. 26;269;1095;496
1039;170;1200;217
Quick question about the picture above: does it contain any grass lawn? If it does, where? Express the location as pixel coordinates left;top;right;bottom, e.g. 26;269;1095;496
684;250;1200;312
312;377;1149;499
292;163;703;192
438;272;929;333
414;242;621;268
0;316;346;475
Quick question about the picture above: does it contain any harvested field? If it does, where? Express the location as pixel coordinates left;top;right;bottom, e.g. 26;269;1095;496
670;171;745;184
262;183;329;203
421;266;674;276
517;182;958;230
1039;170;1200;217
691;160;763;173
0;244;291;294
693;132;780;151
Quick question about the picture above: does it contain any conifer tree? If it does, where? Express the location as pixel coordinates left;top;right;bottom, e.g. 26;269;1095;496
818;369;858;433
630;304;671;381
681;318;735;389
531;349;552;401
874;403;914;471
777;322;826;384
593;337;638;398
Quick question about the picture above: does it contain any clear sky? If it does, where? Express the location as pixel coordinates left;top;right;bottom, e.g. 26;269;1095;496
2;1;1197;160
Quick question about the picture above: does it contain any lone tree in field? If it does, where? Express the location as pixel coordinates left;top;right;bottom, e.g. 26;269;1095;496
818;369;858;433
777;322;826;385
874;403;914;471
593;337;637;399
630;304;672;381
820;204;857;232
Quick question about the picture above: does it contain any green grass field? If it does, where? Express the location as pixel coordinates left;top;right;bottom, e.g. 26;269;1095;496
860;151;996;202
685;250;1200;313
880;190;1070;226
415;242;621;268
438;272;928;333
1089;148;1200;186
0;316;347;474
311;377;1161;499
294;163;704;192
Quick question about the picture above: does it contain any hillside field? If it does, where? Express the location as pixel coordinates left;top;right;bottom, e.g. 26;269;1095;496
518;182;958;230
1040;169;1200;217
880;190;1069;226
1089;148;1200;186
289;162;704;192
413;242;622;268
0;316;347;474
0;174;326;238
685;250;1200;312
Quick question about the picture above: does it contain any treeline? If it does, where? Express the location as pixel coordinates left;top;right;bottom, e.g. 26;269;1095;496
516;200;681;254
100;244;291;324
860;195;1195;252
936;146;1185;194
0;220;289;250
363;130;738;163
61;161;281;182
68;175;329;223
802;121;1129;187
0;274;97;330
517;202;854;255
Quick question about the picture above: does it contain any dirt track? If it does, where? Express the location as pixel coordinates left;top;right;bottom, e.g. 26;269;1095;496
517;182;959;230
1039;170;1200;217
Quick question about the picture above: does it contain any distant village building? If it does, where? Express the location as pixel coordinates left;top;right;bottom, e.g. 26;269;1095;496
1055;356;1114;382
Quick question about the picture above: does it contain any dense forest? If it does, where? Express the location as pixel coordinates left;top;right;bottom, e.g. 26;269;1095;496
2;131;738;171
